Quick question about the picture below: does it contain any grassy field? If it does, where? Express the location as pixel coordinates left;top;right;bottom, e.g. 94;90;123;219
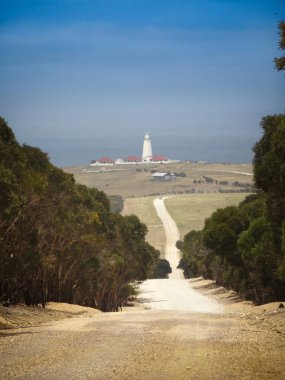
122;197;166;257
122;192;249;257
64;162;253;198
122;196;161;225
164;193;249;238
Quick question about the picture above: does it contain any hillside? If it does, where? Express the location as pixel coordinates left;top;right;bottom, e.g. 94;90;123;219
64;162;253;198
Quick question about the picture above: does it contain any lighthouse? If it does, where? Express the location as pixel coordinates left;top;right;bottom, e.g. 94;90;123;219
142;133;153;162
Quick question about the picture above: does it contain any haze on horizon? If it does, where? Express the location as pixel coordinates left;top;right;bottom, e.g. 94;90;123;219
0;0;284;166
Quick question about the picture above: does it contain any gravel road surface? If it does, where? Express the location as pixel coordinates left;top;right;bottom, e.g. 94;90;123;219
138;279;222;313
1;307;285;379
153;197;183;279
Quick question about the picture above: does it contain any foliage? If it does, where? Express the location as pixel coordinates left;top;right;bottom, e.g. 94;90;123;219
275;21;285;71
178;230;204;279
178;193;269;302
0;118;159;311
151;259;172;278
179;138;285;302
109;195;124;213
173;172;186;177
179;114;285;303
253;115;285;228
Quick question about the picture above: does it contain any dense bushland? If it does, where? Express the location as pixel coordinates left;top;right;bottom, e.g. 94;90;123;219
178;114;285;304
0;118;160;311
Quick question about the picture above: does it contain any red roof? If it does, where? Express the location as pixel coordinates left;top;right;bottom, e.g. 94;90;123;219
125;155;140;162
97;156;114;163
151;155;168;162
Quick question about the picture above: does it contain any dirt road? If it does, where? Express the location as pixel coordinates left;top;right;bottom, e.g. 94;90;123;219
153;197;183;279
199;169;253;176
1;304;285;380
138;279;222;313
150;196;222;313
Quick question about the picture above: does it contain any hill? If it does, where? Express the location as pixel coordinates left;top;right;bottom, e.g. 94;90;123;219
64;162;253;198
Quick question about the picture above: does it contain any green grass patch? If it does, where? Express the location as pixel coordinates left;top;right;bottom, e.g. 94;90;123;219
164;193;249;238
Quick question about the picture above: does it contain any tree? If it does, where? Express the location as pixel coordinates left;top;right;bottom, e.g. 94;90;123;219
253;114;285;254
237;217;276;302
178;230;206;279
151;259;172;278
0;117;17;145
275;21;285;72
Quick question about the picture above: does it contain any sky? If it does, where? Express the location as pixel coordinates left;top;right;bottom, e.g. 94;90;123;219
0;0;285;165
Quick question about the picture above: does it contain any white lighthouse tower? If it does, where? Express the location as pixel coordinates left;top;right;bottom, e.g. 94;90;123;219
142;133;153;162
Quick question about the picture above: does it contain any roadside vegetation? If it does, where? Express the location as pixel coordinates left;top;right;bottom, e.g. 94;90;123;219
178;23;285;304
0;118;161;312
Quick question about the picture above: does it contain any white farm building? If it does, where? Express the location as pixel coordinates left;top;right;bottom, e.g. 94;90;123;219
152;172;177;181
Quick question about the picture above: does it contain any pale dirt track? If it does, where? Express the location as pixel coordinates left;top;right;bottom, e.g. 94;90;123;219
138;279;222;313
149;197;222;314
153;197;183;279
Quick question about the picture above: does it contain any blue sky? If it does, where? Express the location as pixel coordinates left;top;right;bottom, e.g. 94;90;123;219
0;0;284;164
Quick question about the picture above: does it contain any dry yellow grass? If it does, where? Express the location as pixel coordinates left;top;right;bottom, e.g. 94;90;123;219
122;197;166;257
64;162;253;198
122;193;249;256
122;196;161;225
164;193;249;238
